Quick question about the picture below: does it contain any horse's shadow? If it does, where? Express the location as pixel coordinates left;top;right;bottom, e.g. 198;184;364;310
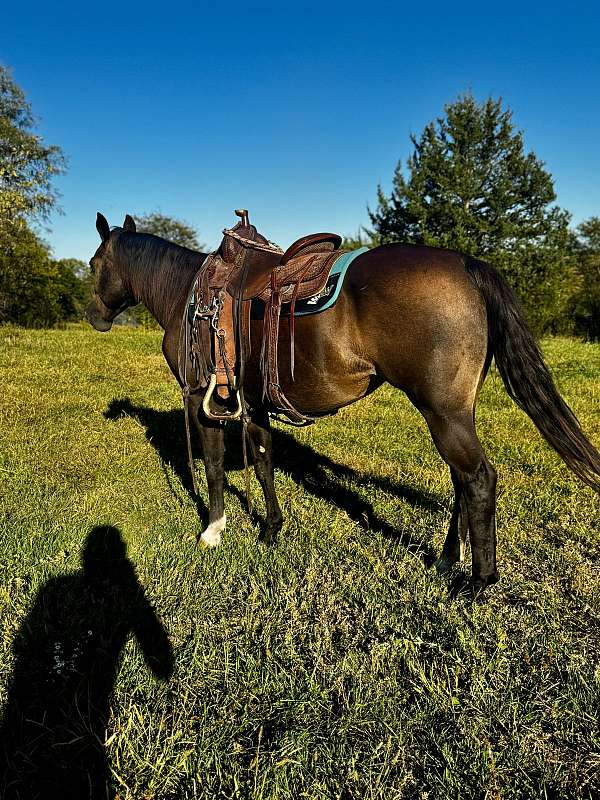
268;426;441;562
104;398;210;521
104;398;441;563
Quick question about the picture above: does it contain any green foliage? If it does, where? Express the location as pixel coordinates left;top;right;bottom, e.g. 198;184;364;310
369;94;573;334
0;223;90;328
570;217;600;341
0;66;86;328
133;305;159;330
51;258;91;322
0;65;66;226
135;211;203;250
1;327;599;798
0;222;62;326
341;229;378;250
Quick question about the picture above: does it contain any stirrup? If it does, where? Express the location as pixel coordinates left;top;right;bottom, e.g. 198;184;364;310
202;372;243;421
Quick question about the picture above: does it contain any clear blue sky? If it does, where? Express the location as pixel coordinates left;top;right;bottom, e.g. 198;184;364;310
2;1;599;260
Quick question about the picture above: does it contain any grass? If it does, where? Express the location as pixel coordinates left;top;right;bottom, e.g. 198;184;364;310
0;323;599;799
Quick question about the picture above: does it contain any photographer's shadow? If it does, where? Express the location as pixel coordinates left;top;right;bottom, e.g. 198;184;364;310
0;525;173;800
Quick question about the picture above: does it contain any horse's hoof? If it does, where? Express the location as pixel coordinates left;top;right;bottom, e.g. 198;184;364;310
475;571;500;590
199;533;220;548
435;556;457;575
259;531;277;547
259;523;282;547
258;520;283;547
198;516;226;548
469;571;500;599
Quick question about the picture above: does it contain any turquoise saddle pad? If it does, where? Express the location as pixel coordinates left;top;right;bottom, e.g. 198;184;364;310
251;246;369;320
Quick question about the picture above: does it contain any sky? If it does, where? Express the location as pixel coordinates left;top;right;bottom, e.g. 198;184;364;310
2;1;599;261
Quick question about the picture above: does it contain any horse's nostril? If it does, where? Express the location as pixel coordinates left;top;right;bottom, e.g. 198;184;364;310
86;300;113;332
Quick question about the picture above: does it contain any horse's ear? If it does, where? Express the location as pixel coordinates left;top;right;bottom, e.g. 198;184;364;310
96;212;110;242
123;214;136;232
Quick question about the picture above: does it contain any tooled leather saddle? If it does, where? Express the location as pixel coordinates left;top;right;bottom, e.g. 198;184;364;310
181;209;347;425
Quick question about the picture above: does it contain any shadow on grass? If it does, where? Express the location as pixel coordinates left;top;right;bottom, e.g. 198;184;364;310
104;398;440;565
0;526;173;800
269;427;440;563
104;398;210;522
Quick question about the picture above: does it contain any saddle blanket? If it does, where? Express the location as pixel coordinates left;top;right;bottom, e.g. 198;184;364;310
251;246;369;320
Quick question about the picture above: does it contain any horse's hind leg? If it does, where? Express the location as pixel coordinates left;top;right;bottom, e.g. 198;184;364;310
436;468;469;573
424;410;498;592
246;410;283;545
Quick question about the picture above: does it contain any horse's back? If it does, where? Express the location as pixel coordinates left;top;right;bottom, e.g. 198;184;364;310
346;243;481;309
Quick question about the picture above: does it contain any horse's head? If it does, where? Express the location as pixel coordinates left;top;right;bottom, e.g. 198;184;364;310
86;212;137;331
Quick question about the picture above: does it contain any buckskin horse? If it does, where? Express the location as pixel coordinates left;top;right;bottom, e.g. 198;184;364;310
86;211;600;594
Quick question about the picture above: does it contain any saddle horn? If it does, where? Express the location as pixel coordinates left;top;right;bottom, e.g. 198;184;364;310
235;209;250;227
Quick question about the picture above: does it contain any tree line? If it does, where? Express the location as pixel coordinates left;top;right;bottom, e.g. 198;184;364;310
1;65;599;339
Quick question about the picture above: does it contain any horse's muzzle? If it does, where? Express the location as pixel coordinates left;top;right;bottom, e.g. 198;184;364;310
86;297;115;332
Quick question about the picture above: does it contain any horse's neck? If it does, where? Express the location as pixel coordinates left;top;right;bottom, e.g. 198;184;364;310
123;237;207;329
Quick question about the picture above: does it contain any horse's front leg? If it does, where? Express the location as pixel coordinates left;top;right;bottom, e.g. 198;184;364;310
190;396;226;547
246;410;283;545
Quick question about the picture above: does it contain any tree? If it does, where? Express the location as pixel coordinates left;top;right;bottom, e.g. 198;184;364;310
51;258;91;322
369;94;572;334
341;230;377;251
570;217;600;341
0;222;62;326
134;212;203;250
0;66;77;327
0;66;66;230
0;231;90;327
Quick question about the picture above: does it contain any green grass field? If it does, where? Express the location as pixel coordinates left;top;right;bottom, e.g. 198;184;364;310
1;324;599;799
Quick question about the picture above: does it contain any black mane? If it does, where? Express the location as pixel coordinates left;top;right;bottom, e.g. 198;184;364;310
114;231;207;324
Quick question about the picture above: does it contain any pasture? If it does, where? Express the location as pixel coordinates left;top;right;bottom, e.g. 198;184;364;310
0;324;599;799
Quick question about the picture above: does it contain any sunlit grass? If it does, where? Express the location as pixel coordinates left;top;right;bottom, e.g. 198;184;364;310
1;325;599;798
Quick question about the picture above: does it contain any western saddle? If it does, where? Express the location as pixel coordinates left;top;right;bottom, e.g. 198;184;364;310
181;209;346;425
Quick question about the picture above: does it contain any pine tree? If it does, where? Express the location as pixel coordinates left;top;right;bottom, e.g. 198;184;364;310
571;217;600;341
369;94;572;334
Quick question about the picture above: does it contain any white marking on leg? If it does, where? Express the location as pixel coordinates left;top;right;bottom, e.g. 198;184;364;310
259;445;266;453
459;537;466;564
200;514;226;548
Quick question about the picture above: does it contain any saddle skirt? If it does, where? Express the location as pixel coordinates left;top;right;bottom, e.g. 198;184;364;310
181;210;367;424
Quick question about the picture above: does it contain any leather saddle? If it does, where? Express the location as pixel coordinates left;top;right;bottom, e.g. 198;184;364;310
184;209;346;424
225;213;342;300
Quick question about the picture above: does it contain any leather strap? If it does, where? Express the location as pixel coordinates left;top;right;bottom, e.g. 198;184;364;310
215;292;236;399
260;250;343;423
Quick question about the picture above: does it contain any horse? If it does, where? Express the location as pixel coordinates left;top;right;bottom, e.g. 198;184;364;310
86;212;600;594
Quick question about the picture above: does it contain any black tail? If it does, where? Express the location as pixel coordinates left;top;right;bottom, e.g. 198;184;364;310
465;256;600;492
